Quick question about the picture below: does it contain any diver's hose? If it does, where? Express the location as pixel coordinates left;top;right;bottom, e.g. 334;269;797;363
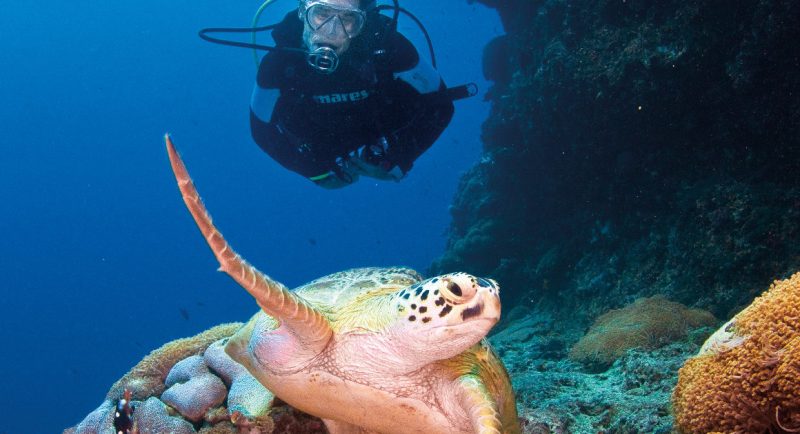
375;5;435;69
378;0;401;53
390;0;400;32
252;0;280;66
198;25;306;54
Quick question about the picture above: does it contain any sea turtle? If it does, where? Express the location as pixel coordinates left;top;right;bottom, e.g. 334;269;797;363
165;135;520;434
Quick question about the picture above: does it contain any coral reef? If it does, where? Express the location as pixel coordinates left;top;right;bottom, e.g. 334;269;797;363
204;339;273;419
65;324;291;433
131;397;196;434
488;306;713;433
161;356;227;423
569;296;717;369
107;323;242;401
438;0;800;326
66;400;114;434
672;272;800;433
64;296;719;433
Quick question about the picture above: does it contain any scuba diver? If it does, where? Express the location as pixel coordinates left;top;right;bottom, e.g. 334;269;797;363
202;0;469;188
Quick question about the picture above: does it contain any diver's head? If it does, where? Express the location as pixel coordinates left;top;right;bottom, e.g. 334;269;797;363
299;0;374;72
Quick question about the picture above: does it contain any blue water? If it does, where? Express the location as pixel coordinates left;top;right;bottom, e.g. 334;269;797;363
0;1;501;432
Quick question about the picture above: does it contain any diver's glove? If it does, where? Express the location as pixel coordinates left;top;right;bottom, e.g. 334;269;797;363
353;136;406;181
358;136;390;166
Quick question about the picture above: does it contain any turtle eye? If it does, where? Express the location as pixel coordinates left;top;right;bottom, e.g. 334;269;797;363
441;276;475;303
447;281;462;296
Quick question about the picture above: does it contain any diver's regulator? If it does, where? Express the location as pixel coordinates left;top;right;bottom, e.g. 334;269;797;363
307;45;340;74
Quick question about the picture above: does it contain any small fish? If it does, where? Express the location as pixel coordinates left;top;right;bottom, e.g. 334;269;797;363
179;308;189;320
114;389;136;434
308;238;317;245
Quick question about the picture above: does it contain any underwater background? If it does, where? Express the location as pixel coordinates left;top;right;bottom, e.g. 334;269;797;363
0;1;500;433
4;0;800;433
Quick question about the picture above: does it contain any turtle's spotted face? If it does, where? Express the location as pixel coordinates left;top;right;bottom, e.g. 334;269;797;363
391;273;501;362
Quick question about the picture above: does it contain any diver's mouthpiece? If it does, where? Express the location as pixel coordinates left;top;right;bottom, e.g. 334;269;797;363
307;46;339;74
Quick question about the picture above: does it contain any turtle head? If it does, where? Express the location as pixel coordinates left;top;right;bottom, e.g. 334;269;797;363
389;272;501;366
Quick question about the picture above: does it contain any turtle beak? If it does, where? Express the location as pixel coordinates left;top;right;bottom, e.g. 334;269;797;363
483;292;501;323
472;280;501;325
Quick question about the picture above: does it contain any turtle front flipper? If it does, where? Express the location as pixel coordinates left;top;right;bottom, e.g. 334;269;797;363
457;374;504;434
165;135;332;351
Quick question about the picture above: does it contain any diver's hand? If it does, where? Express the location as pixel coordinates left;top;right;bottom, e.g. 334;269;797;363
349;155;405;181
358;136;390;166
347;137;405;181
310;157;360;189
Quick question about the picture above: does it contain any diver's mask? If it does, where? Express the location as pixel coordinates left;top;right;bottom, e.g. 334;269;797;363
300;1;367;74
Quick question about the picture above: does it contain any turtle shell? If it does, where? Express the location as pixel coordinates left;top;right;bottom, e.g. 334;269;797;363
250;267;423;333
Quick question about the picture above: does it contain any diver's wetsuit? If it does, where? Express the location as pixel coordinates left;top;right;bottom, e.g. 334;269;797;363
250;11;454;183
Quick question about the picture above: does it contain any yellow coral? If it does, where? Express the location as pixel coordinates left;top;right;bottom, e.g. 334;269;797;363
672;272;800;433
568;295;717;367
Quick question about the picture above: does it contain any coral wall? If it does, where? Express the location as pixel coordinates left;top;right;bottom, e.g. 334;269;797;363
436;0;800;323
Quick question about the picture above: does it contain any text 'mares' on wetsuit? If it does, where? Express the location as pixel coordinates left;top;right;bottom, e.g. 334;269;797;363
250;11;454;187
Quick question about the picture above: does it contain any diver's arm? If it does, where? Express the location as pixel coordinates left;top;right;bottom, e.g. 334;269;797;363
382;78;454;174
376;34;455;174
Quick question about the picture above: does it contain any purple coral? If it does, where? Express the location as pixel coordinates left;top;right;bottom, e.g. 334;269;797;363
161;356;227;422
133;397;196;433
205;339;273;419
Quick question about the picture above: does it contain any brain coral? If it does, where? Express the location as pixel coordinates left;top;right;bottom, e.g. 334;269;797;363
107;323;242;401
569;295;717;368
672;272;800;433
